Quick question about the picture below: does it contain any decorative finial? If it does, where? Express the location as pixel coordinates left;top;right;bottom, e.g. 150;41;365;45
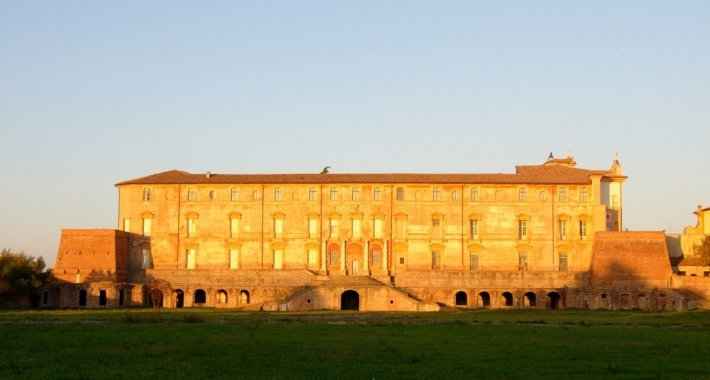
320;166;331;174
567;150;572;158
548;152;554;160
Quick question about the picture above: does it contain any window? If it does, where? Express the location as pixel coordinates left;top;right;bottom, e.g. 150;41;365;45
186;249;196;269
470;252;479;270
230;218;239;238
143;188;151;201
329;249;339;266
559;253;568;271
470;220;478;239
559;220;568;240
373;219;383;238
308;219;318;238
187;218;196;237
352;219;361;239
352;188;360;201
396;251;405;266
330;187;338;201
372;249;382;267
519;188;527;202
396;187;404;201
559;188;567;202
141;248;151;269
188;188;196;201
231;188;239;201
309;187;317;201
612;194;619;208
229;249;239;269
274;187;282;201
432;219;441;239
452;190;459;201
79;289;87;306
373;187;382;201
142;217;152;236
308;249;318;265
432;251;441;270
579;221;588;240
253;190;261;200
123;219;130;232
433;187;441;201
471;187;479;202
273;249;283;269
579;188;588;202
274;219;283;238
330;219;339;238
519;252;528;270
518;220;527;239
209;190;216;200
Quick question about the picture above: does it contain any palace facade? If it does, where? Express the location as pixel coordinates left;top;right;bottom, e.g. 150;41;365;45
49;154;708;311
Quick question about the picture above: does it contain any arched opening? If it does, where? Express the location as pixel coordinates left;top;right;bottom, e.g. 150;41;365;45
547;292;561;309
341;290;360;311
523;292;537;308
194;289;206;304
79;289;87;306
148;289;164;307
240;290;250;304
455;291;468;306
216;290;228;304
501;292;513;307
173;289;184;308
478;292;491;307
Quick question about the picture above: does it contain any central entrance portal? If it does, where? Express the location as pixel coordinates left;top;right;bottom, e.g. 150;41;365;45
341;290;360;310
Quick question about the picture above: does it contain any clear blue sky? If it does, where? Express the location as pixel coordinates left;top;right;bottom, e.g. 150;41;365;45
1;1;708;267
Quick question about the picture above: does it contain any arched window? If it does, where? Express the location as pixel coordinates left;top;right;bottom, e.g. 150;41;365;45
455;291;467;306
194;289;206;304
240;290;250;304
216;290;228;304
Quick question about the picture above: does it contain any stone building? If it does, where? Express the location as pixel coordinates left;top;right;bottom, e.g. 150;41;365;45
49;154;707;311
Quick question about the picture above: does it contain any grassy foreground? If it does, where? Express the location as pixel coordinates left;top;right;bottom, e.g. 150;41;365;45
1;309;709;379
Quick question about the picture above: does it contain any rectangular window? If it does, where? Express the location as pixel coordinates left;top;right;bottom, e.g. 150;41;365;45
373;187;382;201
123;219;130;232
396;250;405;266
187;218;196;237
330;219;339;238
229;249;239;269
579;221;588;240
559;220;568;240
470;252;479;270
274;219;283;238
186;249;196;269
188;188;196;201
518;220;527;239
374;219;383;238
230;219;239;238
143;188;151;201
519;252;528;270
432;219;441;239
396;187;404;201
559;253;568;271
308;249;318;264
142;218;152;236
231;187;239;201
471;187;479;202
519;188;527;202
273;249;283;269
309;187;317;201
612;194;619;208
274;187;282;201
329;250;339;266
308;219;318;238
352;188;360;201
559;188;567;202
470;220;478;239
141;249;151;269
431;251;441;270
579;188;588;202
395;219;405;239
330;187;338;201
352;219;361;239
433;187;441;201
372;249;382;267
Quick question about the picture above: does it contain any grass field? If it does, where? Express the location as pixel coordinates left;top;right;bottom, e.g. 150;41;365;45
1;308;709;379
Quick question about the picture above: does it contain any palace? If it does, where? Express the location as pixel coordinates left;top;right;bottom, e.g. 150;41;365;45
48;154;709;311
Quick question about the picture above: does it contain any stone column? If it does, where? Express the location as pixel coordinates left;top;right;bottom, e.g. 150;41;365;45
340;241;346;274
321;240;327;273
383;240;389;274
364;240;370;274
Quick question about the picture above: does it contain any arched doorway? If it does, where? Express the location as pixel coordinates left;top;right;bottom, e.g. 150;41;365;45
194;289;206;304
478;292;491;307
240;290;250;304
346;243;364;275
455;291;468;306
547;292;561;309
524;292;537;308
216;289;228;304
173;289;184;308
341;290;360;310
501;292;513;307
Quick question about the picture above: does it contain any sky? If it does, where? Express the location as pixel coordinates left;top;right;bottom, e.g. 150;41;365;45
1;1;709;268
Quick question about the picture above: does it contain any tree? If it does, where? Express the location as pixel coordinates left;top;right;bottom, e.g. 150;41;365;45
144;278;171;312
0;249;54;307
696;235;710;266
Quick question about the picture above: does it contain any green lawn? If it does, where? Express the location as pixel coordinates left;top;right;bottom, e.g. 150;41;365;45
1;309;709;379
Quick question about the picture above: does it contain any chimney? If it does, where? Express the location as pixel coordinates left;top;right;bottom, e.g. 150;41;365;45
206;171;211;178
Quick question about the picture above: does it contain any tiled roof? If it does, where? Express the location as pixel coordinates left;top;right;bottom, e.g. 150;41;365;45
116;164;612;186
